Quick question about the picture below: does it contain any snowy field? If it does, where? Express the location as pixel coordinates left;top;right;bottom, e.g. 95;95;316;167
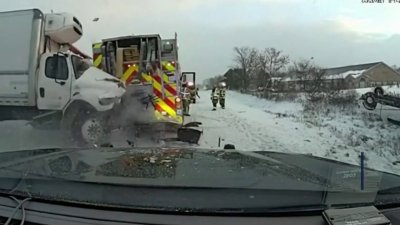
190;89;400;175
0;87;398;175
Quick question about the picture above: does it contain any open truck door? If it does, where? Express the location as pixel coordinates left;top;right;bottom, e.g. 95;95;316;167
181;72;196;85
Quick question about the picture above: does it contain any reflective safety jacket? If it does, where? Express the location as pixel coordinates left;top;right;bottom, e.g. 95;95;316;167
211;88;219;98
219;88;226;99
182;87;191;100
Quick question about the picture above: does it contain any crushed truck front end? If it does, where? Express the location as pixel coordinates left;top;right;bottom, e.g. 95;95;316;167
92;34;183;129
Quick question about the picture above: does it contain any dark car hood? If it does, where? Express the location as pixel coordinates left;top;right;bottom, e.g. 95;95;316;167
0;147;400;210
0;147;398;192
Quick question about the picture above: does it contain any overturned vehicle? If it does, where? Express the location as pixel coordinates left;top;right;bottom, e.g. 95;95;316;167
359;87;400;126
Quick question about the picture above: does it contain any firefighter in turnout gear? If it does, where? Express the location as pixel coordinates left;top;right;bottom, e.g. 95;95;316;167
187;82;200;103
211;86;219;111
219;82;226;109
211;82;227;111
182;82;192;116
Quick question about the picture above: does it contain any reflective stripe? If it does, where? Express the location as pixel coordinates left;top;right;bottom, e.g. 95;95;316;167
121;64;139;83
220;89;226;97
143;71;181;123
153;75;177;96
142;73;152;83
157;99;176;117
161;61;178;97
92;43;103;69
93;43;102;49
212;88;219;97
162;61;175;72
152;73;177;117
94;55;103;68
163;73;170;83
152;78;176;109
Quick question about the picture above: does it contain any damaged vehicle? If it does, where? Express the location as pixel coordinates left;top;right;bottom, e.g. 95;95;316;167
0;9;125;145
359;87;400;125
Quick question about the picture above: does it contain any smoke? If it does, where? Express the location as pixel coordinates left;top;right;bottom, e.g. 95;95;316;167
117;85;157;126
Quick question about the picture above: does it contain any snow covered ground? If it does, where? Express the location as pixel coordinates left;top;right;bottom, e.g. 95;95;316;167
0;121;68;151
189;90;400;175
0;87;398;175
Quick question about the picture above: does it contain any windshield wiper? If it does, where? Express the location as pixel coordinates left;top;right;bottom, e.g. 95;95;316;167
3;196;31;225
209;204;327;215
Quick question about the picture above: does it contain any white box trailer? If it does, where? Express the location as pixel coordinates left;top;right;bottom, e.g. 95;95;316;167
0;9;42;106
0;9;126;145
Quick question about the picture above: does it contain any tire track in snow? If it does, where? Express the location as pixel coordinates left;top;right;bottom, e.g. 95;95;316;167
222;109;290;152
189;92;291;152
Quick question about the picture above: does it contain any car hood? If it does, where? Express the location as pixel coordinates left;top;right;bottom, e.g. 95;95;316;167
74;67;125;96
0;147;398;192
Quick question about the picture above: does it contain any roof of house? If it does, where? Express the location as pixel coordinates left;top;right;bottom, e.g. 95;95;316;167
283;62;384;81
323;62;381;80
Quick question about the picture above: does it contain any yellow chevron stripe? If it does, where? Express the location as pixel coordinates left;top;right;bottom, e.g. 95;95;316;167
154;111;183;124
142;73;152;83
147;74;178;119
156;100;176;117
163;73;169;83
163;84;176;97
151;75;163;93
93;43;102;49
152;77;176;115
162;61;175;72
121;64;138;81
152;75;176;97
94;55;103;68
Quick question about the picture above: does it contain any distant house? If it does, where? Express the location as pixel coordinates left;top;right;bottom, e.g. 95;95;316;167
324;62;400;89
281;62;400;91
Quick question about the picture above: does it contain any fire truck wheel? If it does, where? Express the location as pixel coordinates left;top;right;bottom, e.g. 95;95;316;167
374;87;384;96
362;93;377;110
71;110;106;146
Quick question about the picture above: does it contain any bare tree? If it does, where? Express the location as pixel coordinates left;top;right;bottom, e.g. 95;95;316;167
233;46;258;90
304;66;328;101
392;64;400;73
257;48;289;88
289;59;314;91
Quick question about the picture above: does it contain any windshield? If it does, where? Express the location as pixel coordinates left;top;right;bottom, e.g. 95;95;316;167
71;55;90;79
0;0;399;216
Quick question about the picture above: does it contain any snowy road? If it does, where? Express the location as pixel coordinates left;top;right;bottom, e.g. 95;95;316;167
191;91;337;154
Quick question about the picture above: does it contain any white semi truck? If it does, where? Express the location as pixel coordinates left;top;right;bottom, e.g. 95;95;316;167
0;9;125;144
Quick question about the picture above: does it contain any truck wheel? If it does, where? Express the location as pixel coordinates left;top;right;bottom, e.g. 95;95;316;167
71;111;106;146
362;93;377;110
374;87;384;96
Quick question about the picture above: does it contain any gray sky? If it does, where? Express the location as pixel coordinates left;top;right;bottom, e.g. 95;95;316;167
2;0;400;82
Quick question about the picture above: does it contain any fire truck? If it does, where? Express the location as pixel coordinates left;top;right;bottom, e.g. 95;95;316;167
92;34;183;131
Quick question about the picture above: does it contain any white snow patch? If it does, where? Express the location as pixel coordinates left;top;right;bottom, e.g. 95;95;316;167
326;69;366;80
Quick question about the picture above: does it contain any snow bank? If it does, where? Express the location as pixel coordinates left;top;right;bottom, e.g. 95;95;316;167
228;91;302;114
